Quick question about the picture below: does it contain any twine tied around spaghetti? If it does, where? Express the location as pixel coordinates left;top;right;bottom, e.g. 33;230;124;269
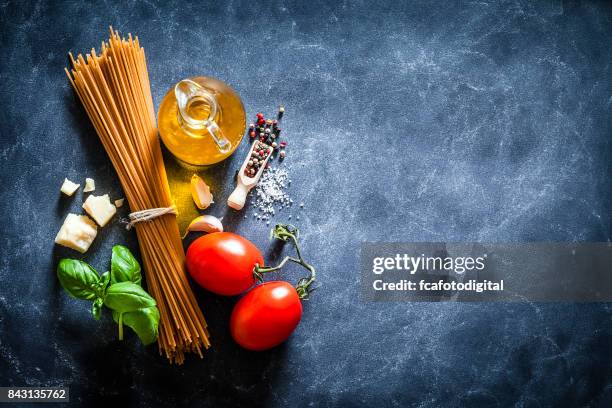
124;205;177;230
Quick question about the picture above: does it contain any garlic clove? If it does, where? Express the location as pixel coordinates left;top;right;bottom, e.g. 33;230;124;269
191;174;213;210
183;215;223;238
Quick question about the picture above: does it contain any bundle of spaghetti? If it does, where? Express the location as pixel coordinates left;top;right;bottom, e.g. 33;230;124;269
65;28;210;364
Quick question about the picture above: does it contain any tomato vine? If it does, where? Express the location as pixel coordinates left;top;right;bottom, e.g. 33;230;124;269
253;224;316;299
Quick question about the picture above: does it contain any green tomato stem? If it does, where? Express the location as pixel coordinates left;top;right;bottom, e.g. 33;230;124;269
253;224;316;299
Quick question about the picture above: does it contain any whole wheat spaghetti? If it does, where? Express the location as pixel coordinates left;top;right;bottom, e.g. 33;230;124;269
65;28;210;363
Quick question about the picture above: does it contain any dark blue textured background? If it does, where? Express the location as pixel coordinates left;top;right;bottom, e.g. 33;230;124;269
1;0;612;406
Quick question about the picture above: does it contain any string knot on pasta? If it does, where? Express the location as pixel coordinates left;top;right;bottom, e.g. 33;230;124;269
125;205;178;230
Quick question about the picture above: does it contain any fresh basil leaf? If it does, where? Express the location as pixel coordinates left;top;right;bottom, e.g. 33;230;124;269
57;259;100;301
91;298;104;320
110;245;142;286
112;306;160;345
99;271;110;286
92;271;111;297
104;282;156;313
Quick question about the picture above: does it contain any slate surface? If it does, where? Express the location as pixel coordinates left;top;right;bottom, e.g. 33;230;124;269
1;0;612;407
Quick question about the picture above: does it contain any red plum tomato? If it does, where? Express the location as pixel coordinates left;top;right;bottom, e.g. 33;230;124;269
186;232;264;296
230;281;303;351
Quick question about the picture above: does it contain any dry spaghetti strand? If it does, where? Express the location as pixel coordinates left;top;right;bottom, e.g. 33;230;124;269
65;28;210;364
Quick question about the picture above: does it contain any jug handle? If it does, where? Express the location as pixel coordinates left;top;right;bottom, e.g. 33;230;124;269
206;121;231;154
175;79;232;154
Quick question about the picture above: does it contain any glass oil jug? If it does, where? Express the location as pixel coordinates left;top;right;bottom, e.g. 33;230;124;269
158;77;246;166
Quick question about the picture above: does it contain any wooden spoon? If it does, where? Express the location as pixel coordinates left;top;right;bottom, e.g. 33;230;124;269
228;141;273;210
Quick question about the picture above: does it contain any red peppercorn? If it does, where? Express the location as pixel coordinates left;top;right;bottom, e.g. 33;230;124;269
249;131;256;138
257;118;265;125
256;113;264;119
259;136;265;142
280;141;287;147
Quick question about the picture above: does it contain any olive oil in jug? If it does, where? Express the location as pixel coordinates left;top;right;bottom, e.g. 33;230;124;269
158;77;246;166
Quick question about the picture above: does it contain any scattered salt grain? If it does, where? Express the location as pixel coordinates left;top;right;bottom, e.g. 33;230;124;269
252;166;292;221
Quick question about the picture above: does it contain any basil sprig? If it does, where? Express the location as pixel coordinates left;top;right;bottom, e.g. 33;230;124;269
110;245;142;285
57;245;160;345
105;282;157;311
112;306;160;346
57;259;104;301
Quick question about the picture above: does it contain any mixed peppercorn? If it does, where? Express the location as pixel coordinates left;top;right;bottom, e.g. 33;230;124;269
244;107;287;178
244;141;273;177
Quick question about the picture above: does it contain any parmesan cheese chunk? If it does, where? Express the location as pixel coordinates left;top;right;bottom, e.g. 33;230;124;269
83;194;117;227
60;178;80;196
83;178;96;192
55;213;98;253
114;198;124;208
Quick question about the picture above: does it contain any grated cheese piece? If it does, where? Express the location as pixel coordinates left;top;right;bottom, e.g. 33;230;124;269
83;178;96;192
55;213;98;253
83;194;116;227
60;178;80;196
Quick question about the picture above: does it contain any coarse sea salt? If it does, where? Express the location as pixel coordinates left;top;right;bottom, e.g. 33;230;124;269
252;167;292;220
